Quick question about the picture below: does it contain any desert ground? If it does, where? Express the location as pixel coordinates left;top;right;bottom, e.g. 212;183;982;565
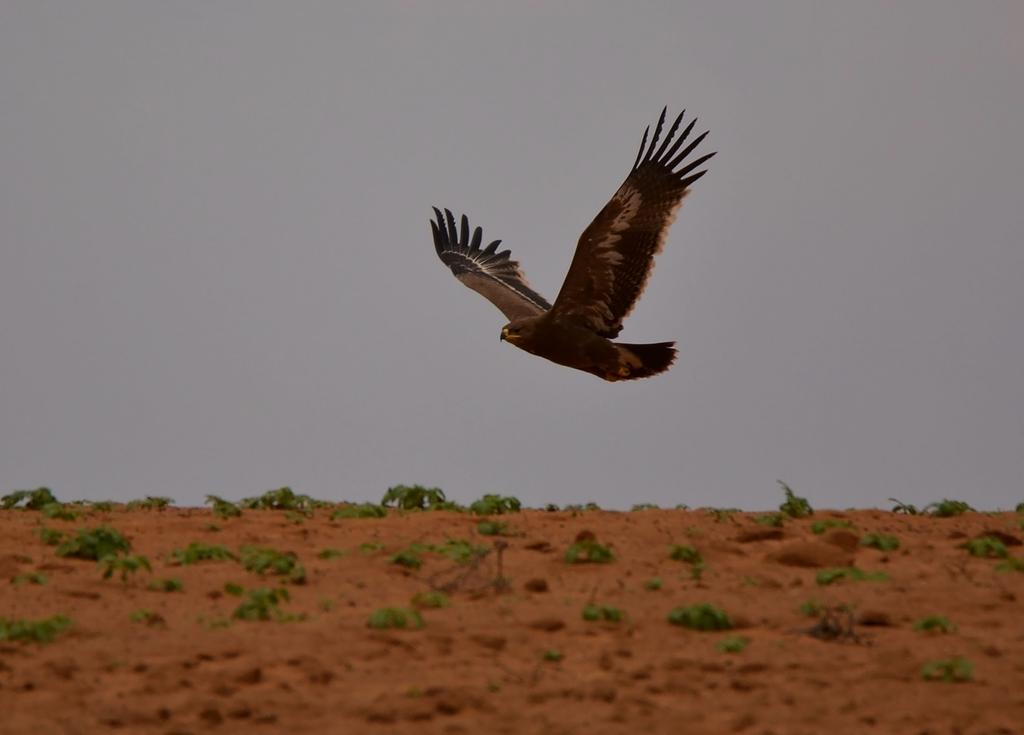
1;488;1022;735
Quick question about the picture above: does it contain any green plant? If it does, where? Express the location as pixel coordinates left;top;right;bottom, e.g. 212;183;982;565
706;508;739;523
10;572;47;586
582;603;623;622
41;503;79;521
168;542;237;565
469;494;522;515
224;582;245;596
84;500;115;513
331;503;387;520
2;487;58;510
147;577;184;592
717;635;749;653
233;587;301;622
37;527;64;546
644;577;663;591
359;542;385;554
565;538;615;564
240;546;306;583
755;513;784;527
798;599;824;617
541;649;563;662
815;567;890;586
99;553;152;581
995;557;1024;573
778;480;813;518
631;503;660;511
390;548;424;569
56;526;131;560
860;533;900;552
924;499;974;517
367;607;424;630
125;496;173;511
668;604;732;631
669;545;703;564
889;498;919;515
130;609;163;625
240;487;323;513
1015;502;1024;513
318;548;347;559
432;538;487;565
921;657;973;683
810;519;854;534
0;614;71;643
381;484;460;511
205;495;242;519
411;591;450;609
477;520;510;536
913;615;956;634
962;536;1008;559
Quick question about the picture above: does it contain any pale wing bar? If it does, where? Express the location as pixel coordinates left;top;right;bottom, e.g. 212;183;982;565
431;207;551;320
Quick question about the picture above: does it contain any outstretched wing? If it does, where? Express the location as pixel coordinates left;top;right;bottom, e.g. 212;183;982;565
549;108;715;338
431;207;551;321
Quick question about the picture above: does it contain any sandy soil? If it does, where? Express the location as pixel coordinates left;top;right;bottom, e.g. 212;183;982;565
2;503;1023;735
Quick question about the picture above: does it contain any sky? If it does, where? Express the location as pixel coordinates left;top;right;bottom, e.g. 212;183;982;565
2;2;1022;510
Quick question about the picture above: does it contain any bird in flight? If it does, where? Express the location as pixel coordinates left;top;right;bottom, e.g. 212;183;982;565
431;107;715;381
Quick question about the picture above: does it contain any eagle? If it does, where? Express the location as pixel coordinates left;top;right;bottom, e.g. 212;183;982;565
431;107;715;381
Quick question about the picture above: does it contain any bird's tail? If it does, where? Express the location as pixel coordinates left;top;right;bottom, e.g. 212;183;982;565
609;341;677;381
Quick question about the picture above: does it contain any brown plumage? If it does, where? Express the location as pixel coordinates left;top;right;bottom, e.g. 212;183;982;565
431;107;715;381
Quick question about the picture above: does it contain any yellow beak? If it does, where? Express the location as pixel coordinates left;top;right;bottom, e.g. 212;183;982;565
500;327;508;342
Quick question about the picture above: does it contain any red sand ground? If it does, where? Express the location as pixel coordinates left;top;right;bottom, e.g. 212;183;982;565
2;504;1023;735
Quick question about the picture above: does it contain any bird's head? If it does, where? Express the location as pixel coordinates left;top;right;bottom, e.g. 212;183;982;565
500;319;535;344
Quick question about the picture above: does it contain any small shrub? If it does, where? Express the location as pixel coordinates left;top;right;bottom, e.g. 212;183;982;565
0;614;71;643
367;607;424;629
2;487;59;510
83;500;115;513
41;503;79;521
10;573;47;587
318;548;347;559
233;587;300;622
381;484;460;511
130;609;165;625
778;480;813;518
717;635;749;653
205;495;242;519
706;508;739;523
541;649;563;662
582;604;623;622
889;498;919;515
56;526;131;560
432;539;487;565
169;542;237;565
995;557;1024;573
669;545;703;564
223;582;245;596
799;599;824;617
37;528;64;546
331;503;387;520
921;657;973;683
914;615;956;634
925;499;973;517
125;496;173;511
147;578;184;592
240;487;322;513
630;503;660;511
645;577;663;591
962;536;1008;559
359;542;385;554
860;533;900;552
411;591;450;609
240;546;306;583
390;548;424;569
816;567;890;586
565;538;614;564
810;519;853;534
756;513;784;527
99;553;152;582
668;604;732;631
477;520;510;536
469;494;521;515
1015;501;1024;513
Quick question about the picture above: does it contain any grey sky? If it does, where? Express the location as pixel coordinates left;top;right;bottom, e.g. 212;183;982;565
2;2;1021;510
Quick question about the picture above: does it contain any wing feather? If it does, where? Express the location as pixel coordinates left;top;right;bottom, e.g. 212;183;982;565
431;208;551;321
549;108;716;338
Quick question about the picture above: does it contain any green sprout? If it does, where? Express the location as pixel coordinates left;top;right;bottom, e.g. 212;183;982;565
962;536;1008;559
0;614;72;643
924;499;974;517
331;503;387;520
367;607;424;630
223;582;245;596
669;544;706;581
130;609;164;625
469;494;522;515
644;577;663;591
477;520;510;536
318;548;347;560
541;649;564;662
390;548;424;569
99;553;152;582
921;657;973;683
233;587;301;622
717;635;749;653
10;572;47;587
565;537;615;564
778;480;813;518
240;546;306;583
706;508;739;523
359;542;385;554
668;604;732;631
815;567;890;585
755;513;784;527
860;533;900;552
56;526;131;560
168;542;237;565
37;528;64;546
431;538;487;565
147;578;184;592
798;599;824;617
810;519;853;534
913;615;956;634
205;495;242;519
411;591;450;609
995;557;1024;573
581;604;623;622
